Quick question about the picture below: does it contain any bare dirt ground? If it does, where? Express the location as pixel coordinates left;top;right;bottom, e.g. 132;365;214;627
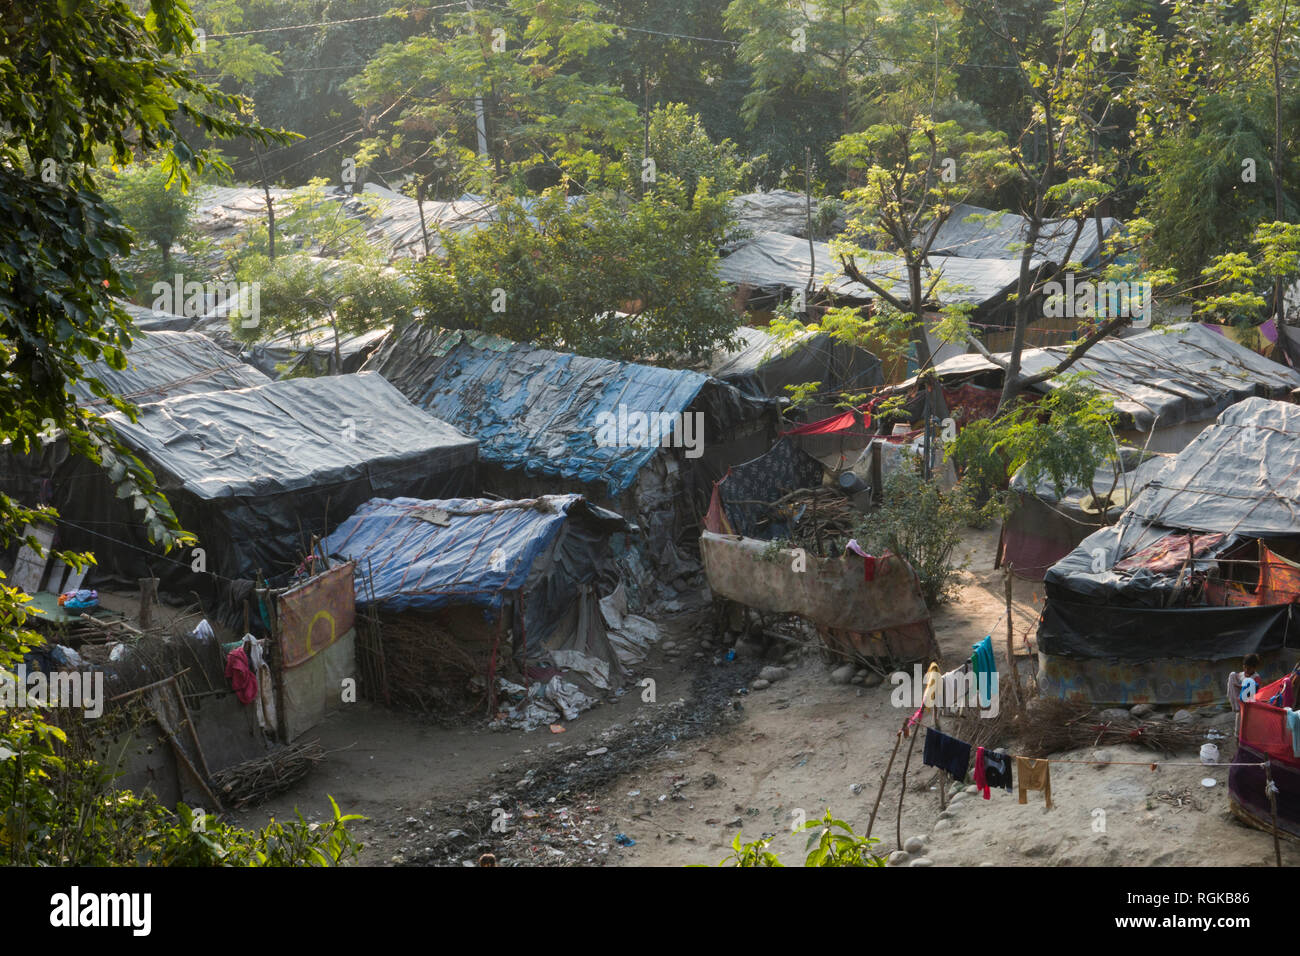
240;525;1300;867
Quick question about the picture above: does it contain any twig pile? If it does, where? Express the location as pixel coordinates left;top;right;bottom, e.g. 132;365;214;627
1017;697;1204;757
211;739;325;808
374;613;487;715
781;487;860;556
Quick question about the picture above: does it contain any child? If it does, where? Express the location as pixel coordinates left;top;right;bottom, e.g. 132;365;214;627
1228;654;1261;710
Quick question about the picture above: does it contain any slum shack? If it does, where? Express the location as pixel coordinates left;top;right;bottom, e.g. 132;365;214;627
323;495;649;727
1038;398;1300;706
367;324;777;604
1;373;478;604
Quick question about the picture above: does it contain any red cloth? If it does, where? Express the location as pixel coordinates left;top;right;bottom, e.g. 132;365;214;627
781;410;858;436
973;745;991;799
224;646;258;705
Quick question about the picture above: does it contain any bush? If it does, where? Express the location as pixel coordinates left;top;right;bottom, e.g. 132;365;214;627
857;465;984;606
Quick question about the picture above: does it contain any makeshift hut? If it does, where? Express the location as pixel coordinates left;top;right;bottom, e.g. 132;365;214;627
706;325;884;403
998;448;1172;581
71;328;269;408
914;323;1300;453
923;202;1120;269
1;373;478;602
718;230;1038;333
367;324;777;603
323;494;653;721
1037;398;1300;706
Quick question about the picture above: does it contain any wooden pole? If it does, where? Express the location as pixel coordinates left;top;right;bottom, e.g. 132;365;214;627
1004;567;1023;713
1266;762;1283;867
896;720;922;848
866;719;907;840
138;577;158;630
150;701;224;814
171;681;213;781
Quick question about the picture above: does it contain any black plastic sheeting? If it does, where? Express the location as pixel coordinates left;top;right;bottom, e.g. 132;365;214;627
1125;396;1300;536
708;326;883;401
72;329;270;408
920;325;1300;432
1044;517;1241;606
3;373;478;595
1038;599;1296;662
718;437;825;538
924;202;1120;267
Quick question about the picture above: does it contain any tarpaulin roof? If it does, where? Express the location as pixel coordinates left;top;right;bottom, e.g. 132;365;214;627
718;231;1033;306
368;324;727;496
323;494;622;614
116;299;243;354
707;325;883;399
1122;397;1300;537
242;324;392;378
918;324;1300;431
924;202;1120;266
74;329;269;408
725;190;842;248
106;371;477;501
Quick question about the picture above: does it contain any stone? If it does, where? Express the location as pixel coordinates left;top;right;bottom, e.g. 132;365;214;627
938;811;953;821
964;785;978;795
750;679;770;691
855;669;869;679
933;820;952;832
1092;750;1111;767
1099;708;1130;722
849;783;864;795
851;675;864;685
1130;704;1156;718
903;836;926;854
830;664;855;685
910;857;934;867
862;672;884;688
888;850;911;866
759;665;788;683
1173;709;1195;723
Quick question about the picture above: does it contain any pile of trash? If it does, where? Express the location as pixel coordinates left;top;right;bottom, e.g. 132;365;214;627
489;676;599;732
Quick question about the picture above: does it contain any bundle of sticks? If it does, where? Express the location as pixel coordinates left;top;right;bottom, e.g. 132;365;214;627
780;486;860;556
1016;697;1205;757
210;739;325;809
374;613;487;715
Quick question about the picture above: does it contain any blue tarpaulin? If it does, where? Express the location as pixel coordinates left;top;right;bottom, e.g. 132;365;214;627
368;326;712;497
324;495;581;613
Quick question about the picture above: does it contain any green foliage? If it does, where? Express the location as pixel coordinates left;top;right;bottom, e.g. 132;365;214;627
708;810;885;866
945;417;1008;507
104;158;202;282
798;810;886;867
992;379;1118;500
0;736;363;866
628;103;753;198
407;185;739;364
857;465;984;606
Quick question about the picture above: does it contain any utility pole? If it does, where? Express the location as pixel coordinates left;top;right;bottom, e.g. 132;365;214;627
467;0;489;161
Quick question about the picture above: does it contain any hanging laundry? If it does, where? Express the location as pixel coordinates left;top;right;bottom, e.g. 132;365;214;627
923;728;972;781
1227;671;1244;712
224;646;258;705
1287;709;1300;759
844;539;879;582
971;634;997;708
1016;756;1053;809
973;746;991;799
982;749;1014;793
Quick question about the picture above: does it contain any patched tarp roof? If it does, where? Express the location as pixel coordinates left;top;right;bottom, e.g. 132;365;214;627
718;231;1032;306
368;325;719;496
918;324;1300;430
924;202;1121;265
75;329;270;408
1122;396;1300;537
105;371;478;501
323;494;622;613
707;325;884;399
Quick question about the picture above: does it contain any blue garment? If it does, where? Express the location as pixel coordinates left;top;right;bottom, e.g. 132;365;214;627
1287;709;1300;759
971;635;998;707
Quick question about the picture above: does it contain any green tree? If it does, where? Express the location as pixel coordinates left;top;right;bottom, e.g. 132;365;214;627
103;158;201;280
408;185;739;363
0;0;356;865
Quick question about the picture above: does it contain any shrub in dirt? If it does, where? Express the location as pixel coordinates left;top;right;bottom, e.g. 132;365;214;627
857;465;985;606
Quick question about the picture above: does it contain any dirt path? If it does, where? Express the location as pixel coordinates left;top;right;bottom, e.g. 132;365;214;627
239;525;1298;867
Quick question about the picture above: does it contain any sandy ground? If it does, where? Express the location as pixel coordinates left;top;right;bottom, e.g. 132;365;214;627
238;525;1300;867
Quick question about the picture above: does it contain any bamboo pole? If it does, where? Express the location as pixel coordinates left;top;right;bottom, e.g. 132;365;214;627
896;720;922;848
866;719;907;840
1266;762;1283;867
